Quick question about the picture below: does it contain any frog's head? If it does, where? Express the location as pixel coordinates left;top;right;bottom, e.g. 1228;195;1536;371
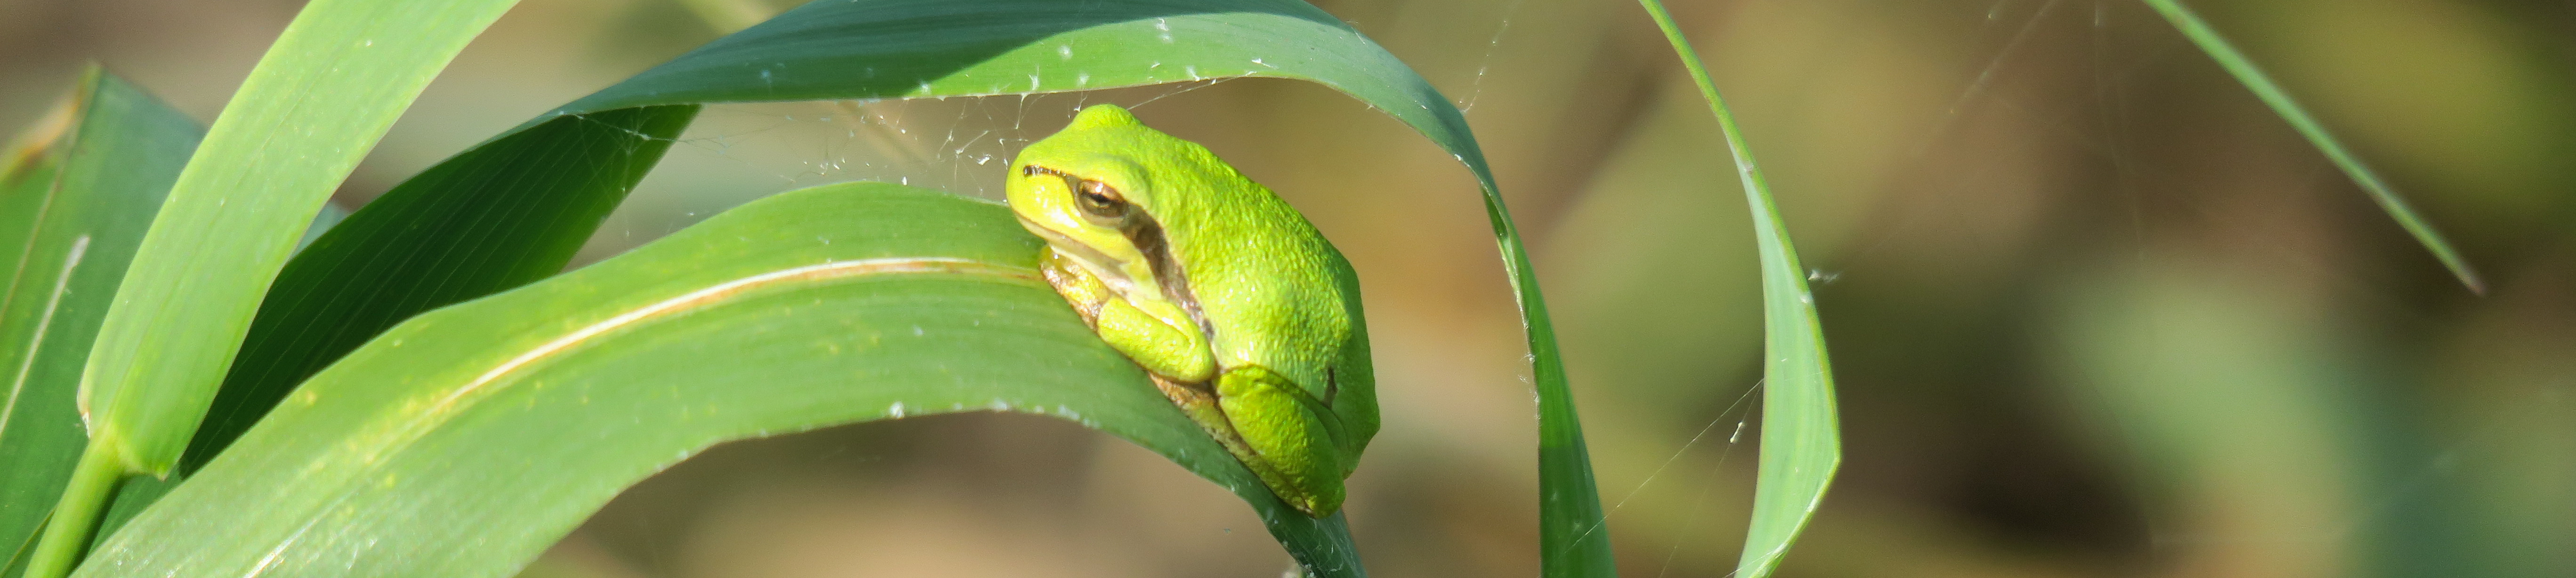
1007;104;1187;304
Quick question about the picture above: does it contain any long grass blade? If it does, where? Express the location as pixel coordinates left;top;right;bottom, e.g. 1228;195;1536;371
1632;2;1844;577
2140;0;2483;293
75;0;526;484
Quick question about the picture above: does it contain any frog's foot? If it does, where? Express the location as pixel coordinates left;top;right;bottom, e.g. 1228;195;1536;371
1214;365;1348;517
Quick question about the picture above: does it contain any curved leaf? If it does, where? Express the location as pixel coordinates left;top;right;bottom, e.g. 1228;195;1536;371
1634;2;1841;577
77;184;1362;578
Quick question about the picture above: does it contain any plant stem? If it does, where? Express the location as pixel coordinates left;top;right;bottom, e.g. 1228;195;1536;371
24;442;124;578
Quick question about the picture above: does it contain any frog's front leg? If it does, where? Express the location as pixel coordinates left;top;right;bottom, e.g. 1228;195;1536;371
1215;365;1349;516
1042;249;1215;384
1039;249;1112;325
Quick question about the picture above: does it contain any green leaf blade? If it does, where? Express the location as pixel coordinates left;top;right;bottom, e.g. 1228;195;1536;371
78;184;1362;578
1734;196;1841;578
78;0;525;477
2140;0;2484;293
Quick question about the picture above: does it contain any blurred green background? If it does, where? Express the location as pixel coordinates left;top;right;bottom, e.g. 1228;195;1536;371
4;0;2570;576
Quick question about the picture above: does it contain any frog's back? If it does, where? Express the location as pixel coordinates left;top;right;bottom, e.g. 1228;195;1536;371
1154;150;1360;399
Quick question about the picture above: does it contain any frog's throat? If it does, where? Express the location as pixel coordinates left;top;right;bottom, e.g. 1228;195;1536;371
1015;213;1216;349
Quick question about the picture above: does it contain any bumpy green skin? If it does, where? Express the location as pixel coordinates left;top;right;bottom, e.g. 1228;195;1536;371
1006;104;1377;516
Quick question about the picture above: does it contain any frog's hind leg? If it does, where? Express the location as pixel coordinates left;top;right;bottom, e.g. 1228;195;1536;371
1151;373;1265;474
1214;365;1347;516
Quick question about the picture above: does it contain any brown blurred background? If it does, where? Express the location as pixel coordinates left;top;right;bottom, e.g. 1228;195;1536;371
5;0;2573;576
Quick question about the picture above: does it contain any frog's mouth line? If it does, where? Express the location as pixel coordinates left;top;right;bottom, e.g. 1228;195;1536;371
1013;214;1126;281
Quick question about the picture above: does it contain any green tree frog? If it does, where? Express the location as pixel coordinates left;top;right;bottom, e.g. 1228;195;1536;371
1006;104;1376;517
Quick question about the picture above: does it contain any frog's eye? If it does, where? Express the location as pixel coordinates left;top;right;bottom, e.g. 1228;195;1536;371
1072;179;1132;223
1020;165;1133;226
